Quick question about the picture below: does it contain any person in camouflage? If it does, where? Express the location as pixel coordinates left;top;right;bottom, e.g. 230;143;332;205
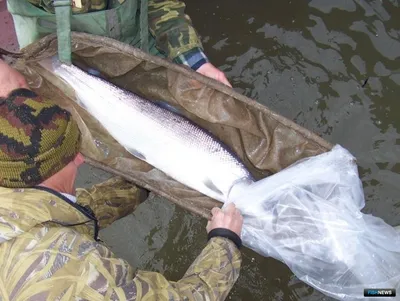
6;0;232;87
0;58;243;300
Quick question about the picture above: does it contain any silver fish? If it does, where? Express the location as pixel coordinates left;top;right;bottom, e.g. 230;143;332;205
38;57;254;202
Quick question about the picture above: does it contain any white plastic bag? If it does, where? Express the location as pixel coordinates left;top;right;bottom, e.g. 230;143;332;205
228;145;400;300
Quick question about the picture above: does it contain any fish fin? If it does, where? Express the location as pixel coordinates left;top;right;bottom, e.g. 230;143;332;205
125;147;147;161
203;178;223;196
227;178;254;202
86;68;102;78
153;100;183;116
77;64;107;80
76;95;89;111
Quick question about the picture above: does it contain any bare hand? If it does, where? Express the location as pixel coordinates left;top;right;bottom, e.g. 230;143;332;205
206;202;243;238
196;62;232;88
0;59;28;98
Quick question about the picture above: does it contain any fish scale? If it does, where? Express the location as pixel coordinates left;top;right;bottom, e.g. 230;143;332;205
38;56;254;203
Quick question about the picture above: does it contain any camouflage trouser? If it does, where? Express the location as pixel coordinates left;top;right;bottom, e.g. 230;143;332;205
76;176;149;230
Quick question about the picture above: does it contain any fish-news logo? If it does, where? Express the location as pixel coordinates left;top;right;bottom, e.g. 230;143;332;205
364;289;396;297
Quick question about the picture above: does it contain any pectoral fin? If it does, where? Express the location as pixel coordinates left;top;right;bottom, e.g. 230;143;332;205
203;178;223;196
126;147;147;161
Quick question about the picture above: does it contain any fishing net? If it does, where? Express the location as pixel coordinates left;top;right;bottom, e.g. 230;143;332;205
11;32;331;219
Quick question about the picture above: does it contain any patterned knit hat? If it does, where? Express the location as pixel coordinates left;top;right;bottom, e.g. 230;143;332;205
0;88;81;188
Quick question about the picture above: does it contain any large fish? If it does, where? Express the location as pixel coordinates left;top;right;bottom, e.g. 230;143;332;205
38;57;254;202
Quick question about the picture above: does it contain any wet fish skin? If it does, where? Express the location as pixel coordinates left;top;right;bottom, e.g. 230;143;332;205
38;57;254;202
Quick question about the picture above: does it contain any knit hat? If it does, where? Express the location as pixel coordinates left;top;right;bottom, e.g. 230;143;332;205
0;88;81;188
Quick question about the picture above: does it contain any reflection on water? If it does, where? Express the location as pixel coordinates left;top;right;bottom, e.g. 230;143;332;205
94;0;400;300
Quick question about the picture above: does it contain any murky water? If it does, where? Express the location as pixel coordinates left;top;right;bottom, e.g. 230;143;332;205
77;1;400;300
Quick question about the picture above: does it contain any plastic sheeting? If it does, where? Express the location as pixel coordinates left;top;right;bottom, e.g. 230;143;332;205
227;145;400;300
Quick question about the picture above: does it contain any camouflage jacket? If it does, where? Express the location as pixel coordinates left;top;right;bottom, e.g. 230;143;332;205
26;0;208;68
0;176;241;300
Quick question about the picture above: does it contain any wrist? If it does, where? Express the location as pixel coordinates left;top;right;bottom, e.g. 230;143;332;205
173;47;209;71
208;228;242;250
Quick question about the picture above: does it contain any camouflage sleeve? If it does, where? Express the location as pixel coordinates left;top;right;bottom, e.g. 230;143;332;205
148;0;204;60
75;176;149;229
129;237;242;300
65;235;240;300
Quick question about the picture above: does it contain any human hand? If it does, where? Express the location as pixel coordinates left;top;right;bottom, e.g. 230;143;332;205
196;62;232;88
206;202;243;238
0;59;28;98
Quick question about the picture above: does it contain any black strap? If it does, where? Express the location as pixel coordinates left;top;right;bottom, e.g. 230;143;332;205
208;228;242;250
32;186;100;241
